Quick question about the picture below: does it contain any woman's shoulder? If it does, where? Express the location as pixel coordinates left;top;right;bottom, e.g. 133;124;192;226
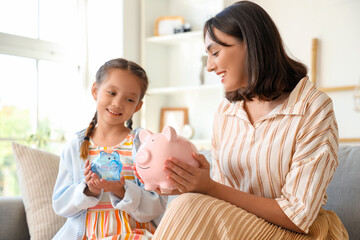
215;98;244;116
303;78;333;107
289;77;333;110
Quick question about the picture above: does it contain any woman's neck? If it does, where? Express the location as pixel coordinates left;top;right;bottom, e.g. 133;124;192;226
244;93;289;124
91;124;131;147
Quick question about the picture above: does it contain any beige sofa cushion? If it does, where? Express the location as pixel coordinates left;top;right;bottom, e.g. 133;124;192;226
12;142;65;240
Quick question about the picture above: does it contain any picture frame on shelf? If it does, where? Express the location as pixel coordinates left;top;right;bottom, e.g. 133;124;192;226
160;107;188;134
155;16;184;36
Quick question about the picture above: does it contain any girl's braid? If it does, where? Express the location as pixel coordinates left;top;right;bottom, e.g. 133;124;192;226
80;112;97;160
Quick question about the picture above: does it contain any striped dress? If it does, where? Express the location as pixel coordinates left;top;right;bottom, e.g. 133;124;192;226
83;133;155;240
153;77;348;239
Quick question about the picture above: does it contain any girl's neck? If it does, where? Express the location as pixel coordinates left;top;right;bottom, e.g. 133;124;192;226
91;124;131;147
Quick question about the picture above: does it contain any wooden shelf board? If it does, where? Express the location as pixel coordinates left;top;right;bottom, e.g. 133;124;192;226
148;84;221;95
319;85;356;92
339;138;360;143
146;31;202;45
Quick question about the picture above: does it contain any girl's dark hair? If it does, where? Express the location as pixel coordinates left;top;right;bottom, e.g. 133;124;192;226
204;1;307;102
80;58;148;160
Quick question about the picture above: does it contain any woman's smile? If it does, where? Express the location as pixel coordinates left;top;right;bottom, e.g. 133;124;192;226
217;71;227;83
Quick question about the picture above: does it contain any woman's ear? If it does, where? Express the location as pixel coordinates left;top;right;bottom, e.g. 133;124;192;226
91;82;98;101
134;100;143;113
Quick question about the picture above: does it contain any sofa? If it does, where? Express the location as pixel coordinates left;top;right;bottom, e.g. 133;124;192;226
0;144;359;240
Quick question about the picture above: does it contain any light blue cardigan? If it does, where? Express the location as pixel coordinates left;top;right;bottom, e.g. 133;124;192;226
52;128;167;240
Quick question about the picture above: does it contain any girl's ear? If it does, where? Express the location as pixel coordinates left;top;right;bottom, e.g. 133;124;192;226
91;82;98;101
134;100;143;113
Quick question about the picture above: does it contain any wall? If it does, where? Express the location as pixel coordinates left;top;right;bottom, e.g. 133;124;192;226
128;0;360;141
122;0;142;127
86;0;143;128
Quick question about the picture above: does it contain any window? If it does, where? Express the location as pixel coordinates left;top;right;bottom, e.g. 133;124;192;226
0;0;89;196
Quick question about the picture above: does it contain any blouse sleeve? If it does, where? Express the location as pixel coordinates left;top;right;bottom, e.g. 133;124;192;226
276;93;339;233
211;101;227;183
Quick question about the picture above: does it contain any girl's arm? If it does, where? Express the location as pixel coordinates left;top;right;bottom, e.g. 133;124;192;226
109;180;168;224
52;138;102;218
109;127;168;224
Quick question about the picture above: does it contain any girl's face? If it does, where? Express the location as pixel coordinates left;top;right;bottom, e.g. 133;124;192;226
205;28;248;91
92;69;143;128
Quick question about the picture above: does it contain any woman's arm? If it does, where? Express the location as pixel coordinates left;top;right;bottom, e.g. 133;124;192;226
164;154;304;233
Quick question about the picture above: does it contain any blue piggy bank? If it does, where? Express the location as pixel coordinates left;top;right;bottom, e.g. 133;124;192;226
90;151;122;181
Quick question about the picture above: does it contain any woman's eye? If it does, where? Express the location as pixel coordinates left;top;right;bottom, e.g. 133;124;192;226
212;51;219;57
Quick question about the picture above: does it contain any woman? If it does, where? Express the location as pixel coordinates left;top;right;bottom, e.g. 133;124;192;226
153;1;348;239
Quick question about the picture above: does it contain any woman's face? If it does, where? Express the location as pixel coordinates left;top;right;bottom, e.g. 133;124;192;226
205;28;248;91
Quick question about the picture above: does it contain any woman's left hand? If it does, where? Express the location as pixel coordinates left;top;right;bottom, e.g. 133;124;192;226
164;153;214;194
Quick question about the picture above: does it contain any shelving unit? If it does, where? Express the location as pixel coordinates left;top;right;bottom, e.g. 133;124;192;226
140;0;235;149
146;31;203;45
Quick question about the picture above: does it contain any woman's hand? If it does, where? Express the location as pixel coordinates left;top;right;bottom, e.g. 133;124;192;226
84;160;102;197
164;153;215;194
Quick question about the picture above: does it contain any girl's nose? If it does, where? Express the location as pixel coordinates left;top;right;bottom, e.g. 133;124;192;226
112;96;123;107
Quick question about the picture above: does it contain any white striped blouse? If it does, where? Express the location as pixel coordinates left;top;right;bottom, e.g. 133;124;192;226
211;76;338;233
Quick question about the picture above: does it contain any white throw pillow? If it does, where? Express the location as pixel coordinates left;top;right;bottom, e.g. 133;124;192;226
12;142;65;240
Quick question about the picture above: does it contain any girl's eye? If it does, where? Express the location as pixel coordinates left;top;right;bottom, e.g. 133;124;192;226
128;98;135;103
107;91;115;96
212;51;219;57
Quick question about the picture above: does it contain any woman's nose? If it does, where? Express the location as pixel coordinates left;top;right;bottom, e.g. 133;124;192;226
206;56;215;72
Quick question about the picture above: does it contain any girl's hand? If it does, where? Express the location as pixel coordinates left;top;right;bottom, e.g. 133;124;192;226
84;160;102;197
164;153;214;194
98;176;126;199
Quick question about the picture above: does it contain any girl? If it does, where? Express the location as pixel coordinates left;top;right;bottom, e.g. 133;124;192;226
52;58;167;240
153;1;348;239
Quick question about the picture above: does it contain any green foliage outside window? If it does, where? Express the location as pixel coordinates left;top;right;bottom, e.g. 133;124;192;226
0;106;65;196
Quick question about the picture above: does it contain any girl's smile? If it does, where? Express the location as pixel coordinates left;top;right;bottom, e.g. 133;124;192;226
106;108;122;116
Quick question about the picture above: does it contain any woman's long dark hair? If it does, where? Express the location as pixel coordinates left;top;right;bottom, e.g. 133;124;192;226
204;1;307;102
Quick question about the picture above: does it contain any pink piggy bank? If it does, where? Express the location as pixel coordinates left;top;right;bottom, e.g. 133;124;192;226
135;125;199;193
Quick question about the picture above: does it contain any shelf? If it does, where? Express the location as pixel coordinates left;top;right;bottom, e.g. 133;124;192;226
146;31;202;45
319;85;356;92
147;84;222;95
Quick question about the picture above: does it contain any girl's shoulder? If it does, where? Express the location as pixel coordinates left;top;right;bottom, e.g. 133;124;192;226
62;129;86;151
131;127;143;152
75;128;86;139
